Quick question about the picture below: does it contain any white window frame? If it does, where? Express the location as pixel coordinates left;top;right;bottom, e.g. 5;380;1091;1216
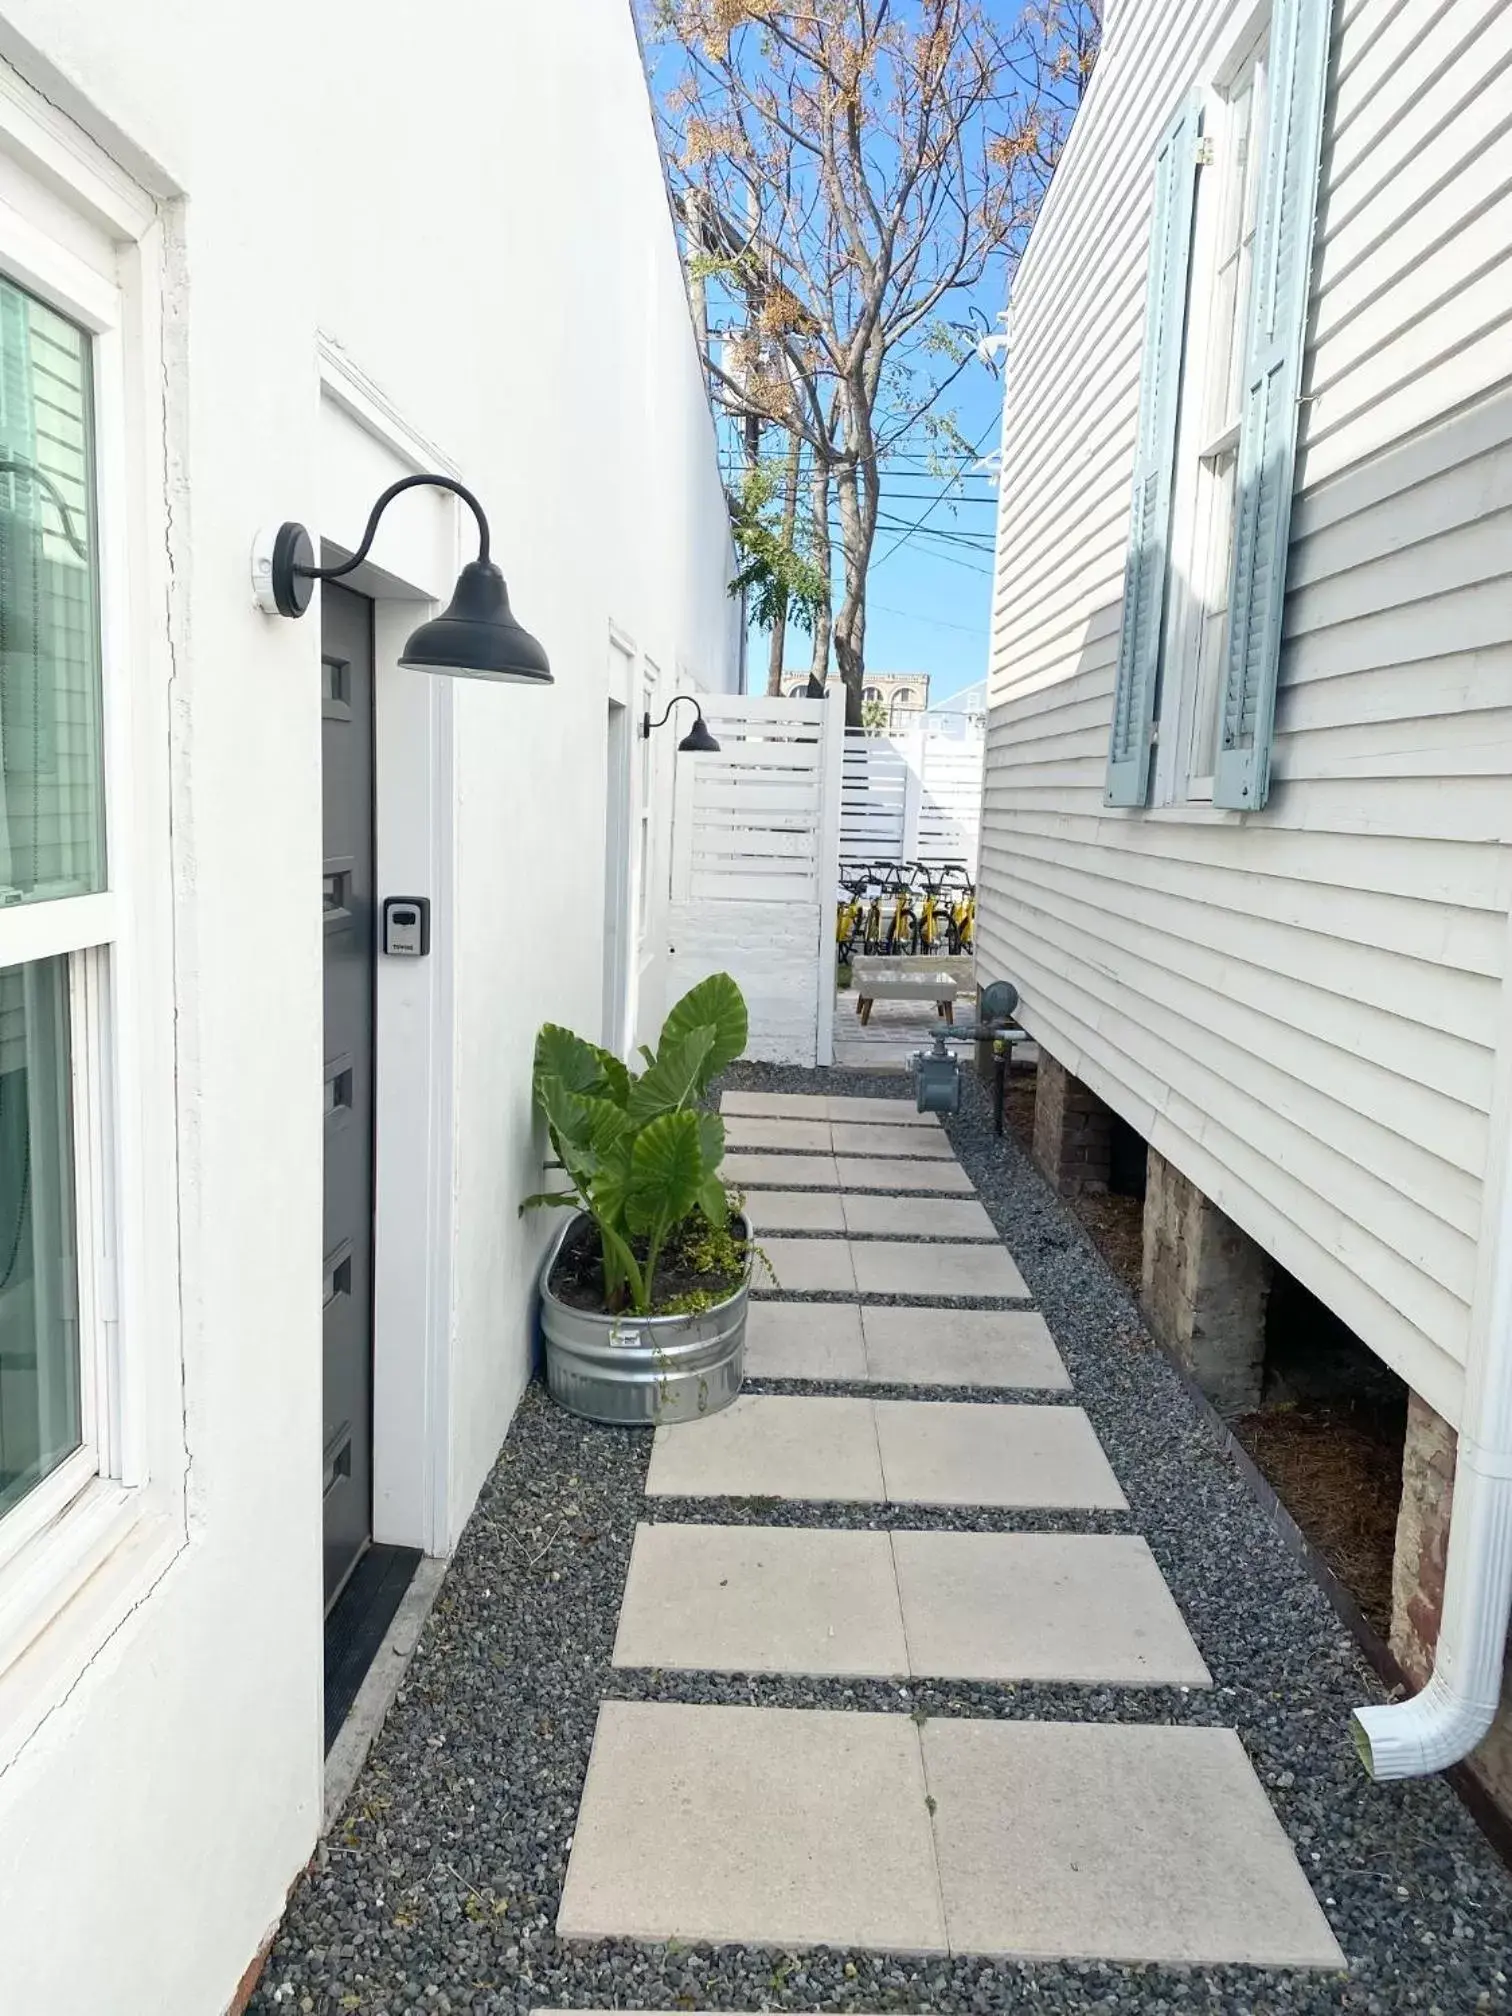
0;72;179;1723
1152;0;1271;813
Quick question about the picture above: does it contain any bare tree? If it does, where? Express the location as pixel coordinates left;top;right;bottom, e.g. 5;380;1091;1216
651;0;1099;722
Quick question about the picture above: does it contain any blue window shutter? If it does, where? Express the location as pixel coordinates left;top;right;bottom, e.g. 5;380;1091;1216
1212;0;1332;811
1105;95;1202;809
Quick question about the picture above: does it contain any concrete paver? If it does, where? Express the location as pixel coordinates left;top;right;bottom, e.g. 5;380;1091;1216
860;1305;1070;1389
646;1395;884;1502
744;1300;868;1381
613;1524;908;1676
842;1194;997;1240
874;1400;1128;1509
851;1239;1029;1298
892;1531;1211;1684
922;1719;1345;1966
834;1156;975;1193
557;1701;946;1953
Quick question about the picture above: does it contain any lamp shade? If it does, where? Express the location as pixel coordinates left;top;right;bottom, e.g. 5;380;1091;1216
677;712;720;753
399;559;552;684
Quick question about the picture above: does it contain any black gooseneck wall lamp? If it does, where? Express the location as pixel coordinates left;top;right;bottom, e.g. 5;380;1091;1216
252;474;552;684
643;692;720;753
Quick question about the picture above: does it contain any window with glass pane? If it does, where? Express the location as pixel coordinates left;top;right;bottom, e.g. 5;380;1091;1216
0;277;105;902
0;270;106;1535
0;956;80;1519
1185;39;1268;792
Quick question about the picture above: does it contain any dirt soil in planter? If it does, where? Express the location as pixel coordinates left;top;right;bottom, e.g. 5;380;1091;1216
547;1211;748;1316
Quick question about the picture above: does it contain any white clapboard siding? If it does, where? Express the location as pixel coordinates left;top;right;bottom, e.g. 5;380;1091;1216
977;0;1512;1427
840;728;984;874
666;693;843;1064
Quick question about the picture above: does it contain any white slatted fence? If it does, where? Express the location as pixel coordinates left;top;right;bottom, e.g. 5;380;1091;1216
667;692;844;1064
840;726;984;876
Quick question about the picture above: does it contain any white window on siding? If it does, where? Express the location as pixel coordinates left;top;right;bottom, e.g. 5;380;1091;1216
1105;0;1331;814
1173;29;1269;800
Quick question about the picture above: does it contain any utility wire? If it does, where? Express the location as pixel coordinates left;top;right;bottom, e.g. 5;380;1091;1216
876;517;997;551
872;419;1003;570
871;600;990;637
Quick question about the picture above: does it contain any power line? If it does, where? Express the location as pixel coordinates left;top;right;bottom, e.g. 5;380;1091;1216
871;419;1003;570
871;600;988;637
877;541;995;579
876;516;997;552
880;492;999;506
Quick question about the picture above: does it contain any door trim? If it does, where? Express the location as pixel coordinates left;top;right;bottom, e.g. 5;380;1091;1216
318;348;459;1560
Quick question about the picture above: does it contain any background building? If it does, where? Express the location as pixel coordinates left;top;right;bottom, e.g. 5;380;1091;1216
784;670;931;729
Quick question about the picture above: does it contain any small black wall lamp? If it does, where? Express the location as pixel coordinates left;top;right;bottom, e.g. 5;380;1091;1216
252;473;552;685
643;693;720;753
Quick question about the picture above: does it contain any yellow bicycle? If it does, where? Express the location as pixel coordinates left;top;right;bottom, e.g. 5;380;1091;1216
941;862;976;955
884;863;918;956
915;862;952;957
835;872;868;963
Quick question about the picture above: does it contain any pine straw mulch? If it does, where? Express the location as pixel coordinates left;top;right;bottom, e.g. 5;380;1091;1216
1229;1401;1402;1636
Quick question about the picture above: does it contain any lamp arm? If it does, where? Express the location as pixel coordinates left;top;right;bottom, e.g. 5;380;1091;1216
295;474;491;583
643;692;704;739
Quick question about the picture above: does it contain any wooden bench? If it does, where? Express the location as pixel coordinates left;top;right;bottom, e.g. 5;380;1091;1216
852;958;960;1027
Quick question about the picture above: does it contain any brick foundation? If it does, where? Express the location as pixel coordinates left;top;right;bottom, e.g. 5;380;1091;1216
1391;1392;1512;1811
1140;1148;1272;1415
1032;1053;1113;1197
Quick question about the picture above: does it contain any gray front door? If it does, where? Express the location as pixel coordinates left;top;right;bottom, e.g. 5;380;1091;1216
321;582;376;1610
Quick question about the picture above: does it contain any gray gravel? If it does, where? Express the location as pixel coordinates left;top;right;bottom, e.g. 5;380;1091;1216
252;1059;1512;2016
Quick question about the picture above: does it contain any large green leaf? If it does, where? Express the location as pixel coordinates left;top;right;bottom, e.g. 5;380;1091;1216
538;1084;632;1222
588;1114;635;1243
624;1109;706;1238
589;1044;631;1109
696;1110;726;1176
658;973;747;1089
627;1027;716;1126
535;1023;613;1101
537;1082;596;1187
538;1078;623;1159
519;1190;580;1215
696;1172;729;1228
585;1097;633;1161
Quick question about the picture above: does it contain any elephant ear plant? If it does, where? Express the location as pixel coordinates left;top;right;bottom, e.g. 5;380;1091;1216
525;973;750;1316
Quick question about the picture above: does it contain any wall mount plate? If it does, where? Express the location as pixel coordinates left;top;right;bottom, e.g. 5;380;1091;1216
251;522;316;617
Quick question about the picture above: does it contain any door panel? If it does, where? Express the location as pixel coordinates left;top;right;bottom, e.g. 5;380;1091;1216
321;582;376;1611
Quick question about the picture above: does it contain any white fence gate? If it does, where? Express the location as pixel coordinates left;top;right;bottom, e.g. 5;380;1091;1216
840;726;984;875
666;692;844;1064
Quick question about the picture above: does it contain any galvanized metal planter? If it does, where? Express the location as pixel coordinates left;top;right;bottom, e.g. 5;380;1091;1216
538;1212;751;1426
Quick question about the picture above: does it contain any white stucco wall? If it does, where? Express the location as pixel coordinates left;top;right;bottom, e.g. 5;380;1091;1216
0;4;739;2012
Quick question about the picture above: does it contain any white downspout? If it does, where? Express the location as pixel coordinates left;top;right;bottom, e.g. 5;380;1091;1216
1353;934;1512;1778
